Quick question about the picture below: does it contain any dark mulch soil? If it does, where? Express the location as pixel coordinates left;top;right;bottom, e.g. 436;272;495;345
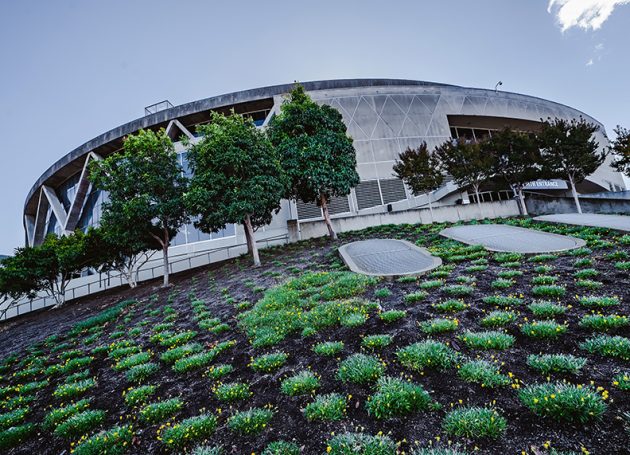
1;221;629;455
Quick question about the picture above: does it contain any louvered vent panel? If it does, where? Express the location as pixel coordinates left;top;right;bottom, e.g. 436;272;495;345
379;178;407;204
355;180;383;210
296;200;322;220
328;195;351;215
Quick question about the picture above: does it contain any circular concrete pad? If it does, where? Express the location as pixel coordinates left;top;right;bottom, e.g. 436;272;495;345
534;213;630;232
439;224;586;253
339;239;442;277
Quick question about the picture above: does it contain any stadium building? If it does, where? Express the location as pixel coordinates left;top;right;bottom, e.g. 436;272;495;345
14;79;626;316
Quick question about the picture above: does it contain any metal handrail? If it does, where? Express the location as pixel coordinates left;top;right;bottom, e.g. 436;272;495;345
0;234;288;321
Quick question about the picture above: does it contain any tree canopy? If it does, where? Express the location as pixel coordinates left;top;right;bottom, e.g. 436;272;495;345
538;117;605;213
268;84;359;239
90;129;188;286
610;125;630;177
186;111;286;266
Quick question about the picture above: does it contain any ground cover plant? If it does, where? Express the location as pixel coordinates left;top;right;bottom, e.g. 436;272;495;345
0;217;628;454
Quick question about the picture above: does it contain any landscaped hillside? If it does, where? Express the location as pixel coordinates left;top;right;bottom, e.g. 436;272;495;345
0;218;629;454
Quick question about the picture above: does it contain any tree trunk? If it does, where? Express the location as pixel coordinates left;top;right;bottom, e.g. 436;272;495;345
320;195;337;240
244;214;261;267
568;175;582;214
244;221;254;256
473;185;482;213
162;227;170;287
517;187;528;217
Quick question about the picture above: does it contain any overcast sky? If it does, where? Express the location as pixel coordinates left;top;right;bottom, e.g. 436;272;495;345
0;0;629;254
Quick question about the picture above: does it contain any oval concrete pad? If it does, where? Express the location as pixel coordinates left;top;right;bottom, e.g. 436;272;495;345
339;239;442;277
439;224;586;253
534;213;630;232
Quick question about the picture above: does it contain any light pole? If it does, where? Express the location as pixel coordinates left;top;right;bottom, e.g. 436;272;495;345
495;81;503;93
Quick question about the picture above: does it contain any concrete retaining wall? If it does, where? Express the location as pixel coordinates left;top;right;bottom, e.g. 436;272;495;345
525;194;630;216
298;200;520;240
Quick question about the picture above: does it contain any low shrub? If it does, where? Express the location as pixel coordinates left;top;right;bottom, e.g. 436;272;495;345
337;354;385;384
379;310;407;323
518;382;606;423
480;311;517;328
612;372;630;390
0;423;36;450
374;288;393;299
161;413;217;450
528;301;567;319
126;362;159;383
326;432;397;455
304;393;347;421
576;280;604;290
53;409;105;439
313;341;344;356
444;285;475;297
577;295;620;308
419;318;458;334
262;441;300;455
528;254;558;263
526;354;587;375
458;360;510;388
482;295;523;308
580;335;630;360
420;279;444;290
491;278;514;289
71;425;133;455
396;340;458;371
497;270;523;279
228;407;274;435
114;352;151;371
214;382;252;402
123;384;156;407
250;352;288;373
139;397;184;423
521;320;567;339
433;299;467;313
573;268;599;279
494;252;523;263
459;331;514;350
405;291;428;303
281;370;320;396
532;285;566;298
340;312;368;327
442;407;506;439
579;314;629;332
207;364;234;380
160;343;203;364
362;335;393;350
531;275;558;285
43;398;91;430
366;376;432;419
0;407;28;431
53;378;95;399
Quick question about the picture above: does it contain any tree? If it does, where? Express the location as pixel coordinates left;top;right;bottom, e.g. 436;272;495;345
538;117;605;214
486;128;543;216
392;142;443;218
185;112;286;267
433;138;496;211
610;125;630;177
0;253;41;318
268;84;360;240
90;129;188;286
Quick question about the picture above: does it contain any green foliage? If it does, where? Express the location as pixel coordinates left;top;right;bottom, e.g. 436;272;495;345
304;393;347;421
405;291;428;303
139;397;183;423
362;334;393;350
161;414;217;450
0;407;28;430
459;331;515;350
610;125;630;175
579;314;629;332
577;295;620;308
443;285;474;297
366;376;432;419
53;378;95;399
482;295;523;308
528;254;558;263
340;312;367;327
393;142;444;197
214;382;252;402
480;310;517;328
526;354;587;375
227;407;274;435
326;432;397;455
374;288;393;299
114;351;151;371
580;335;630;360
280;370;320;396
528;301;567;319
126;362;159;383
519;382;606;423
43;398;92;429
531;275;558;285
397;340;458;371
497;270;523;279
491;278;514;289
250;352;288;373
207;364;234;380
419;318;459;334
160;343;203;364
458;360;510;388
521;320;567;339
494;252;523;263
433;299;467;313
262;441;300;455
239;272;374;348
531;285;566;298
0;423;36;450
337;354;385;385
172;341;235;373
123;384;156;407
53;409;105;439
72;425;133;455
313;341;344;356
186;111;286;266
379;310;407;322
613;372;630;390
443;407;506;439
573;268;599;279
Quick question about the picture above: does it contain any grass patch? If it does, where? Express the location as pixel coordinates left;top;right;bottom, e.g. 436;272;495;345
366;376;432;419
419;318;458;334
458;360;510;388
53;378;95;399
579;314;629;332
139;397;184;423
531;285;566;298
326;432;397;455
405;291;429;303
577;295;620;308
72;425;133;455
397;340;458;371
379;310;407;323
521;320;567;339
304;393;347;421
459;331;514;350
160;414;217;450
280;370;320;396
53;409;105;439
526;354;586;375
482;295;523;308
528;301;567;319
480;310;517;328
362;334;393;350
250;352;288;373
313;341;344;357
443;285;475;297
337;354;385;385
126;362;159;383
519;382;606;423
443;407;506;439
433;299;467;313
214;382;252;402
580;335;630;360
228;407;274;435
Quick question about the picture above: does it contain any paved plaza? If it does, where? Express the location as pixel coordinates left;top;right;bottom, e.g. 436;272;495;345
534;213;630;232
439;224;586;253
338;239;442;277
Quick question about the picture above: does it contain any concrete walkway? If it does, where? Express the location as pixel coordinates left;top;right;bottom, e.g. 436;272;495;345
534;213;630;232
440;224;586;253
339;239;442;277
